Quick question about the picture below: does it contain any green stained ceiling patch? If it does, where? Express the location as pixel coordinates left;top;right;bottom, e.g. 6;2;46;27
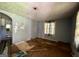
0;2;28;17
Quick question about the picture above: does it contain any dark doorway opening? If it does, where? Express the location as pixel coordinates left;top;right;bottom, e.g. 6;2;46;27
0;12;12;57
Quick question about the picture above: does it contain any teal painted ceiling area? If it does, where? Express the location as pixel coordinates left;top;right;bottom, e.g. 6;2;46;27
0;2;28;17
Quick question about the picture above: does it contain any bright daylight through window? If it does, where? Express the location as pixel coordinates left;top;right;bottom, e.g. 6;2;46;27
44;22;55;35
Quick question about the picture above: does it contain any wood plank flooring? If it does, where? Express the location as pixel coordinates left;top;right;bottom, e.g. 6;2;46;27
26;38;72;57
11;38;72;57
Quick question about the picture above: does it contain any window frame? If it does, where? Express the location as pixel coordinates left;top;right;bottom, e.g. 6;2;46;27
44;21;55;36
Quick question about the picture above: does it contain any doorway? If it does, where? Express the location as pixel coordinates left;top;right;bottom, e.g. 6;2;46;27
0;12;12;57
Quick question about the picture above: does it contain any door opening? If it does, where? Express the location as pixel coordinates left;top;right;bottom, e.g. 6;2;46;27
0;12;12;57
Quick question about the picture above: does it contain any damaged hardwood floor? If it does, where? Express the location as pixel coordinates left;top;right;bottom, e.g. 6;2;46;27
26;38;72;57
11;38;72;57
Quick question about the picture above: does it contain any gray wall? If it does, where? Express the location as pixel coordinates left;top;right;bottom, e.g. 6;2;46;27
55;18;73;43
31;20;45;39
12;15;32;43
31;20;38;38
34;18;74;43
37;21;45;38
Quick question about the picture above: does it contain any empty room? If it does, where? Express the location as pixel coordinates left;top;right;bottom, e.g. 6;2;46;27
0;2;79;57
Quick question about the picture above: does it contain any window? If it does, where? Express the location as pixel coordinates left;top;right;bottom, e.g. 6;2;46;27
50;22;55;35
44;22;50;34
44;22;55;35
75;12;79;48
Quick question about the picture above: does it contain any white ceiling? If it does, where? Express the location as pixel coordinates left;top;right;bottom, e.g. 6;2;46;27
27;2;78;21
0;2;78;21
